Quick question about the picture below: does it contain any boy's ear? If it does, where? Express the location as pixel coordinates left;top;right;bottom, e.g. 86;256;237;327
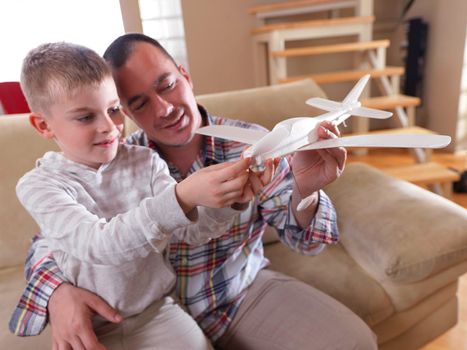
29;113;54;139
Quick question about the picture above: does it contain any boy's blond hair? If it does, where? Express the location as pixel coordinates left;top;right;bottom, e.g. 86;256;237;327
20;42;111;113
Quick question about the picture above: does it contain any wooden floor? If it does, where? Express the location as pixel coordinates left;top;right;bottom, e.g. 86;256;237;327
347;149;467;350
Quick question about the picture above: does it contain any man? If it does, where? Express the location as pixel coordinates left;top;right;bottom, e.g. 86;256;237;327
11;34;377;349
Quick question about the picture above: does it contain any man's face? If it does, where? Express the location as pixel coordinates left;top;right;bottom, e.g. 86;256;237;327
42;77;124;169
113;42;201;148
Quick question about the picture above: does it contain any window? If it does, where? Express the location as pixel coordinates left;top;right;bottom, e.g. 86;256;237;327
0;0;124;82
138;0;189;69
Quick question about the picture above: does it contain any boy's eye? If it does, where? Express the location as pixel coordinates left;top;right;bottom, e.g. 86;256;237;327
77;114;94;123
109;105;122;116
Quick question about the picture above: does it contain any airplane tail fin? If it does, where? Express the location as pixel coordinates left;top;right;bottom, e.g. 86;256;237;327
342;74;371;105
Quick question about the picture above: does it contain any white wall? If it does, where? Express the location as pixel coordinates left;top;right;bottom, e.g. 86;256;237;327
406;0;467;151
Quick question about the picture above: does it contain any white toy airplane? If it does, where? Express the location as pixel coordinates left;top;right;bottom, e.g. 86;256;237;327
197;75;450;164
196;74;451;210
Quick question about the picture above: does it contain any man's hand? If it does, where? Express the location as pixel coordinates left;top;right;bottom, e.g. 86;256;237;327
292;121;346;196
49;283;122;350
290;121;346;227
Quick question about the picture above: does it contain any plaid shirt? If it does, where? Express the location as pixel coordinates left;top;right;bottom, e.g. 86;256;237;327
10;108;339;341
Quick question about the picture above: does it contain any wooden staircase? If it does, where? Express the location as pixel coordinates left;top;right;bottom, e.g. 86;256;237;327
248;0;457;197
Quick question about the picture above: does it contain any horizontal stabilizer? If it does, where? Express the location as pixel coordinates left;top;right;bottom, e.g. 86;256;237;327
196;125;268;145
305;97;342;111
298;134;451;151
351;107;392;119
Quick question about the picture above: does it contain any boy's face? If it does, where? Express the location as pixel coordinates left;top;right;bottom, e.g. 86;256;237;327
37;77;124;169
112;42;202;148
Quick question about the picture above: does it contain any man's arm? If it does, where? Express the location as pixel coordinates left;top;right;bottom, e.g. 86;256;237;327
10;234;121;350
258;121;345;254
9;236;66;336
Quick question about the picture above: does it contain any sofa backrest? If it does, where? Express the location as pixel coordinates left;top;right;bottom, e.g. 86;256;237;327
0;114;59;268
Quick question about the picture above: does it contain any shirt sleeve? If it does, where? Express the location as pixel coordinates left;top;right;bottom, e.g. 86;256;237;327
9;235;66;336
257;157;339;255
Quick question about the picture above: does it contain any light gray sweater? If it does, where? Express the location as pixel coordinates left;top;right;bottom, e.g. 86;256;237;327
16;144;239;318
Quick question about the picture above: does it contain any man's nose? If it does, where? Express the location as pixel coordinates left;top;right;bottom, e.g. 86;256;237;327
153;93;174;118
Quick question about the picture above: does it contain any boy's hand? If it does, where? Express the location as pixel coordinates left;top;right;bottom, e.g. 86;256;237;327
176;158;252;211
230;158;276;210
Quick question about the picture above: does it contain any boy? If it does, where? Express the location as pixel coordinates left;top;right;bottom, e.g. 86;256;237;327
16;42;271;349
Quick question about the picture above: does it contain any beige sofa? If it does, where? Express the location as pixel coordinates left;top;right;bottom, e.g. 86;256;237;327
2;80;467;349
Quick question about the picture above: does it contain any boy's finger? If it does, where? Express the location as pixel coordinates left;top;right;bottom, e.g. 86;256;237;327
218;172;249;194
216;158;251;181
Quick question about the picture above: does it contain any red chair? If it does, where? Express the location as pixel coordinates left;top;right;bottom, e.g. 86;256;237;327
0;81;30;114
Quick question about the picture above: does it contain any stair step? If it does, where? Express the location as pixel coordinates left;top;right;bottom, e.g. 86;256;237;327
272;40;389;58
361;94;421;110
279;66;404;84
249;0;358;19
249;0;355;15
252;15;374;35
383;162;460;187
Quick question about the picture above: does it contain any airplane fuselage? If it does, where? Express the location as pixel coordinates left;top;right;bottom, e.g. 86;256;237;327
243;105;355;164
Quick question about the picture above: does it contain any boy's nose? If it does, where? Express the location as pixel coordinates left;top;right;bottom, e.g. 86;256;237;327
97;114;116;133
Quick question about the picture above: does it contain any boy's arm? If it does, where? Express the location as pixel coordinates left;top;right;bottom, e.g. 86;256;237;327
161;158;253;245
16;170;194;265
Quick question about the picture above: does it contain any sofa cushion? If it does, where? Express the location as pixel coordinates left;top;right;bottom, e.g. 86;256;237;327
0;114;59;268
325;163;467;284
265;241;395;326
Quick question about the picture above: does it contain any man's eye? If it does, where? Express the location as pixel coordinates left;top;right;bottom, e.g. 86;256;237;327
162;81;175;91
133;99;147;112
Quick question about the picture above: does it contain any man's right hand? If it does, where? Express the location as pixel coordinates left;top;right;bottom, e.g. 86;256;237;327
49;283;122;350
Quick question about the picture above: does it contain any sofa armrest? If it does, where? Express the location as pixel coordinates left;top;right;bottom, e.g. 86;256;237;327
324;163;467;284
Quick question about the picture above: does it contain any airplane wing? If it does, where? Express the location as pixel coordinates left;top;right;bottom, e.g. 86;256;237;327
305;97;342;111
196;125;268;145
297;134;451;151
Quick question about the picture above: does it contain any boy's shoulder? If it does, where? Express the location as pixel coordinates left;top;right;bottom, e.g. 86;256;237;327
16;151;67;190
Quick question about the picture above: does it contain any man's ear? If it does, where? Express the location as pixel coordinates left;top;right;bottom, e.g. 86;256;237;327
29;113;54;139
178;65;193;89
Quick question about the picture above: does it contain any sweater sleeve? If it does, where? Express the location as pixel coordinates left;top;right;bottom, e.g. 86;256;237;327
148;152;241;245
16;169;192;265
